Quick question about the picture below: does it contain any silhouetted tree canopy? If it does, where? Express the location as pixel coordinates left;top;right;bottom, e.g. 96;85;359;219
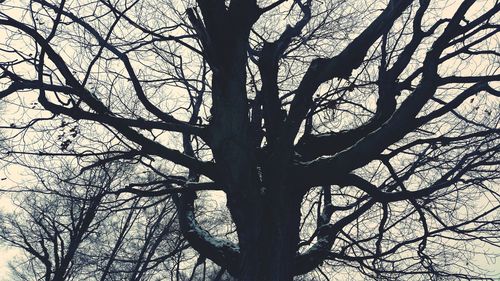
0;0;499;280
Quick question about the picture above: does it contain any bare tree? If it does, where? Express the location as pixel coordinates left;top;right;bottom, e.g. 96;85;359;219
0;0;499;280
0;163;195;281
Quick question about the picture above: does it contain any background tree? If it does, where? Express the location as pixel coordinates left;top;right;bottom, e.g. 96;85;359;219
0;163;194;281
0;163;236;280
0;0;499;280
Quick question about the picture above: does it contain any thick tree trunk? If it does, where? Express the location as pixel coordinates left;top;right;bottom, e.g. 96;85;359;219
205;19;304;278
234;192;302;281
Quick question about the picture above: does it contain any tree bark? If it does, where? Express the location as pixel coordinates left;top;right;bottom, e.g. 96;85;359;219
234;190;303;281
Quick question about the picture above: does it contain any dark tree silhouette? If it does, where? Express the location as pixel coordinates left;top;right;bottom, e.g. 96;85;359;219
0;0;499;280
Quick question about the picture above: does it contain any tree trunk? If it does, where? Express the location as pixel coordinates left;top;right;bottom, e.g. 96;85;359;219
234;191;302;281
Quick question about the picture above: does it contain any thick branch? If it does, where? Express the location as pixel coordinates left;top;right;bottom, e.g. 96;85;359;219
292;0;478;188
285;0;413;144
258;0;311;146
172;192;241;275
